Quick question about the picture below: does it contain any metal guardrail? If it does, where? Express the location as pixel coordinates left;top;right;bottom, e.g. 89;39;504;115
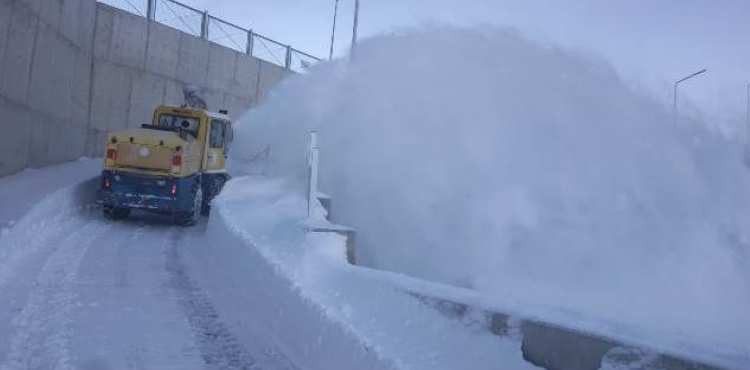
97;0;322;72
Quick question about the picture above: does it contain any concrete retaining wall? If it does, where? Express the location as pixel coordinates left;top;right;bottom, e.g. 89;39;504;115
0;0;290;177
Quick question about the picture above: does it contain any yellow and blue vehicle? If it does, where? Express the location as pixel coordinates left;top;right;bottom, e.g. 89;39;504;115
97;104;233;226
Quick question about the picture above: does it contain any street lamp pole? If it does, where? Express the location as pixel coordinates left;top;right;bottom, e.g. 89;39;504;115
350;0;360;59
672;68;707;125
746;82;750;146
328;0;340;60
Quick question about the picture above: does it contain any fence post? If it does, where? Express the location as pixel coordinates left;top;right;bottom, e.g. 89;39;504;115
246;30;254;56
146;0;156;21
285;46;292;71
200;11;209;39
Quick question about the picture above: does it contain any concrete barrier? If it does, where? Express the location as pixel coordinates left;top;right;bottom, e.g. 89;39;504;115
408;292;727;370
196;207;396;370
0;0;293;177
309;226;357;264
303;192;358;264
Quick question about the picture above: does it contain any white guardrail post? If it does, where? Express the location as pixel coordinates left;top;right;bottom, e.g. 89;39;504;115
308;131;319;218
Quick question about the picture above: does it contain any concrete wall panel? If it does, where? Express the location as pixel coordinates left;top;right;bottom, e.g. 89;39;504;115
60;0;80;44
90;60;131;131
163;79;184;106
54;38;78;121
26;0;62;31
28;23;76;121
71;50;92;126
207;43;236;92
76;0;96;53
145;22;181;79
128;72;166;127
27;115;49;168
231;55;259;99
0;2;38;105
54;122;87;163
108;10;147;68
0;0;11;74
45;118;67;165
0;99;31;176
27;21;57;111
94;4;148;68
256;61;286;102
177;33;209;86
92;4;114;61
42;119;85;165
85;128;107;158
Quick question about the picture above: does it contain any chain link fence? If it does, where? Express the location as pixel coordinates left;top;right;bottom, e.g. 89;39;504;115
99;0;147;17
207;16;248;53
154;0;203;37
97;0;321;72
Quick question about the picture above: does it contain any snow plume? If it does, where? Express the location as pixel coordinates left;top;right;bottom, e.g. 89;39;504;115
233;27;750;349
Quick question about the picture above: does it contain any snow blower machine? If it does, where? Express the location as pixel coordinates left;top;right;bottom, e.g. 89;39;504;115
96;87;233;226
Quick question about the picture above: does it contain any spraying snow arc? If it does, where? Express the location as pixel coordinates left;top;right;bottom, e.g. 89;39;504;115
233;26;750;350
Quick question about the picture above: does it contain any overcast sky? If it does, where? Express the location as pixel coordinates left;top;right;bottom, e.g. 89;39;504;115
178;0;750;126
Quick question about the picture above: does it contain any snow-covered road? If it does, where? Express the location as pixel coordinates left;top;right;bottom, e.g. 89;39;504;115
5;160;738;369
0;161;542;370
0;208;298;370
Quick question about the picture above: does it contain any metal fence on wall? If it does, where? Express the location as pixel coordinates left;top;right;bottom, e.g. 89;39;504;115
98;0;322;72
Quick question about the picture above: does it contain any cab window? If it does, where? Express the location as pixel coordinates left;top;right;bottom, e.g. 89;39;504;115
224;124;232;153
209;120;226;148
158;114;200;138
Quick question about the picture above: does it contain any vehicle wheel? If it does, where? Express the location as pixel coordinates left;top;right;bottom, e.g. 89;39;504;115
201;176;225;216
103;206;130;220
177;187;202;227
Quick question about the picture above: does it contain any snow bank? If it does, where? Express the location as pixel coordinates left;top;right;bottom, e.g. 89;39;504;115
232;26;750;359
0;159;100;287
0;158;100;232
191;176;535;370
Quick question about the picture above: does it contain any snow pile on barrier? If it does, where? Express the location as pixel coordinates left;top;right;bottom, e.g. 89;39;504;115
187;176;536;370
232;26;750;354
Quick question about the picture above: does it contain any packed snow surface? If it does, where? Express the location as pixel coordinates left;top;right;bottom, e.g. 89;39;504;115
234;27;750;356
0;162;299;369
0;158;99;230
0;160;539;369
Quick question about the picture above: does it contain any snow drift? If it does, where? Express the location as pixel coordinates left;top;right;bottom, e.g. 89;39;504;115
232;27;750;351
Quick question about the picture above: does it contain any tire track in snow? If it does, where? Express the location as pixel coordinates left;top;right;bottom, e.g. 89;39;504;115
0;216;82;290
114;223;147;289
0;220;111;370
165;230;261;370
